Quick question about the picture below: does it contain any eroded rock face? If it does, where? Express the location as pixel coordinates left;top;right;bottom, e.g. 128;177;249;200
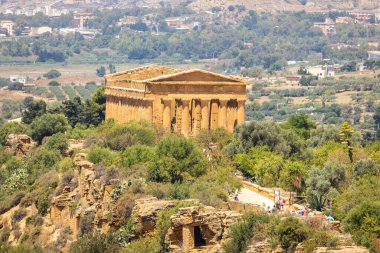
166;206;242;253
64;139;85;157
5;134;36;156
49;153;117;238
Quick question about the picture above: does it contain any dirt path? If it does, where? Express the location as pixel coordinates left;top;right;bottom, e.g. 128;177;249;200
236;187;274;210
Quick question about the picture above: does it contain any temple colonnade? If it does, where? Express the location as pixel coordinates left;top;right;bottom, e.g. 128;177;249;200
106;96;245;136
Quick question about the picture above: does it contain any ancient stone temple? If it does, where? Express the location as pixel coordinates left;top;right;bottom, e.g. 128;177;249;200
104;65;247;136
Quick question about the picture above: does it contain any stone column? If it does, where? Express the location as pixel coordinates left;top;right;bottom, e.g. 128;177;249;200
200;99;210;130
210;100;219;130
145;99;153;121
218;99;228;129
182;225;194;252
162;98;172;132
181;99;191;136
127;99;131;123
227;101;237;133
237;99;246;125
124;98;129;123
117;98;122;123
193;100;201;135
105;96;111;120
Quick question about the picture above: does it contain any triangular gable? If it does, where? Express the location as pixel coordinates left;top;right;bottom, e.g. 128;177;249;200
147;69;242;83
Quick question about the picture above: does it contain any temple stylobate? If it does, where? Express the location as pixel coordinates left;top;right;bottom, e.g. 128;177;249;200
104;65;247;136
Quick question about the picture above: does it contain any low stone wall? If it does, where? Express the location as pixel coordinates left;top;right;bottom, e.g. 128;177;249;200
227;201;262;213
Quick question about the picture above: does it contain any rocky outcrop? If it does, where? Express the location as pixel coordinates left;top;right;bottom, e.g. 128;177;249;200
5;134;36;156
49;153;117;239
132;197;200;234
64;139;85;157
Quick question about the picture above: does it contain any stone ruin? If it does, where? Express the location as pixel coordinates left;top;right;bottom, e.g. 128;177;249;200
166;206;242;252
131;197;242;253
5;134;36;156
49;153;117;236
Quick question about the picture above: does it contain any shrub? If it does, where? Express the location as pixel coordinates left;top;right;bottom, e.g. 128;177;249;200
44;133;68;154
0;192;25;215
276;218;308;252
87;146;119;166
121;145;156;168
78;213;95;236
0;226;10;242
189;180;228;207
0;122;29;146
70;233;120;253
48;81;60;86
96;120;158;150
37;199;49;215
29;148;61;172
223;212;270;253
344;201;380;251
167;183;190;200
12;208;27;223
58;158;73;173
121;235;160;253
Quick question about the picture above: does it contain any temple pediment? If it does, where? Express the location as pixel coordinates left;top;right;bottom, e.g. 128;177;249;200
147;69;242;83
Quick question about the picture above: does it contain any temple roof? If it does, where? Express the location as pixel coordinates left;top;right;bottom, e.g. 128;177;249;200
105;65;244;84
105;65;180;81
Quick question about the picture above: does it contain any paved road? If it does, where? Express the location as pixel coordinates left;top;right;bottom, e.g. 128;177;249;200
237;187;274;210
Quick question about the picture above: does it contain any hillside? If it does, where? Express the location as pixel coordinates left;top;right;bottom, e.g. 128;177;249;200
190;0;379;12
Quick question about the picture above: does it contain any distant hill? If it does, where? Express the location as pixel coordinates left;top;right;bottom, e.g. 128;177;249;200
189;0;379;13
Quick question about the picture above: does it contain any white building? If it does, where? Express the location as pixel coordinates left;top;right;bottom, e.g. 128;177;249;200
10;75;27;84
30;26;52;36
0;20;15;36
368;51;380;61
307;65;335;79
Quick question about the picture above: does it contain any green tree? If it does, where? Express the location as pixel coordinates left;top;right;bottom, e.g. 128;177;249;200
61;97;84;127
352;159;379;178
43;70;61;79
108;64;116;74
306;162;345;211
279;161;307;194
234;146;284;186
339;121;354;163
235;121;303;158
242;10;258;30
30;114;69;144
344;201;380;251
97;66;106;77
22;100;47;124
147;136;207;183
340;61;357;72
283;113;316;139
